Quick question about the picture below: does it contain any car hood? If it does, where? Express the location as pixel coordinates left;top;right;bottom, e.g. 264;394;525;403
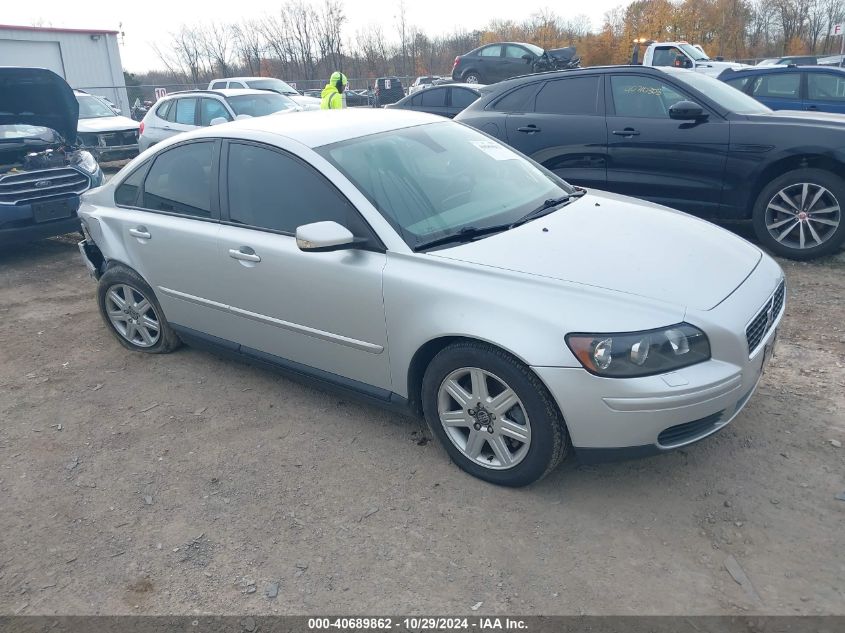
0;67;78;143
746;109;845;125
429;190;762;311
696;61;750;75
77;115;140;133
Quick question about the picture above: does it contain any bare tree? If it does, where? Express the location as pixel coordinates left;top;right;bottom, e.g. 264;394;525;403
231;20;265;75
201;22;233;77
316;0;346;73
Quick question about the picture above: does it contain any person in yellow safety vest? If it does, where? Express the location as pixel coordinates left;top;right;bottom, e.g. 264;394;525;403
321;71;348;109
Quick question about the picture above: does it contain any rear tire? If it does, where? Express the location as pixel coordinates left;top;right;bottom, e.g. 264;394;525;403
421;341;569;487
96;264;180;354
462;71;482;84
752;168;845;260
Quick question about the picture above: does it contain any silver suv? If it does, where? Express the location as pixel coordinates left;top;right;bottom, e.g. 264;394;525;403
138;89;299;152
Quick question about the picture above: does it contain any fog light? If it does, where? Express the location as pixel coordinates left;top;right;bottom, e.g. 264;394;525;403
594;338;613;370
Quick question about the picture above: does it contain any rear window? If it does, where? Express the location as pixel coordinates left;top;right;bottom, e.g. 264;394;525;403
155;100;173;119
421;88;447;107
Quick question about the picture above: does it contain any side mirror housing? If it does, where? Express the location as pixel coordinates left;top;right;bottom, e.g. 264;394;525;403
296;221;357;252
235;114;252;120
209;117;228;126
521;54;533;62
669;100;707;120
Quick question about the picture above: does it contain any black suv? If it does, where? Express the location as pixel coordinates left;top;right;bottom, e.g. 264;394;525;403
456;65;845;259
0;67;103;245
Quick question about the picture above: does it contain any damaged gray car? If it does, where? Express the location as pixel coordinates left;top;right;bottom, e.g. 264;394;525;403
1;67;104;245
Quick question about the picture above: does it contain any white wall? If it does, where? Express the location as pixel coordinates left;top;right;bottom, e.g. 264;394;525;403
0;27;130;114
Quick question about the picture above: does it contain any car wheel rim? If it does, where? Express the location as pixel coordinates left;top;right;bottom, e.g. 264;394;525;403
765;182;841;250
437;367;531;470
465;75;479;84
104;284;160;348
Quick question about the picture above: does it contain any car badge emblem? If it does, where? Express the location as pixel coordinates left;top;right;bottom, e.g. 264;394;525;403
34;179;52;188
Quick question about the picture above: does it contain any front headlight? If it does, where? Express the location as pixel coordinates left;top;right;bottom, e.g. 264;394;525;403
566;323;710;378
71;150;99;175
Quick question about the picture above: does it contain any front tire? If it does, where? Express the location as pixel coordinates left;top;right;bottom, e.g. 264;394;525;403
421;341;569;486
96;265;180;353
752;168;845;260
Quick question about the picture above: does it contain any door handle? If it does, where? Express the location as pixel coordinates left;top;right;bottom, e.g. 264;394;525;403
612;128;640;137
129;227;151;239
517;125;541;134
228;247;261;263
806;105;818;110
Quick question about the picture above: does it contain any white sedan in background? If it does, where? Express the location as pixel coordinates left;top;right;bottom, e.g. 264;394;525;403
77;110;784;486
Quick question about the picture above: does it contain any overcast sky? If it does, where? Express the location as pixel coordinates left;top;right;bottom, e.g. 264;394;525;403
4;0;621;72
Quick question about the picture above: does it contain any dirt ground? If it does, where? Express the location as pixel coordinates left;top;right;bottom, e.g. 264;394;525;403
0;223;843;616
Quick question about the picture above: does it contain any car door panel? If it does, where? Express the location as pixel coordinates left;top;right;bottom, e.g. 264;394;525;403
115;140;232;337
605;74;729;216
504;75;607;190
214;141;391;390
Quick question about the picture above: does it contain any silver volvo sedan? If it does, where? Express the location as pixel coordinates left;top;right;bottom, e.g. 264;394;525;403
77;109;785;487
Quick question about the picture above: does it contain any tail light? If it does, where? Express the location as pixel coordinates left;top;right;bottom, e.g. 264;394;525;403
453;56;461;70
139;121;145;135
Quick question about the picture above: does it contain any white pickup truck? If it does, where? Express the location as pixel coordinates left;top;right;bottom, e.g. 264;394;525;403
638;42;749;77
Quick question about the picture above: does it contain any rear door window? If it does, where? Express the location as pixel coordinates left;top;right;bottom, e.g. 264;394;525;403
142;142;215;218
479;45;502;57
174;98;198;125
723;75;752;92
750;73;801;99
535;76;601;115
421;88;447;107
210;81;226;89
491;83;541;112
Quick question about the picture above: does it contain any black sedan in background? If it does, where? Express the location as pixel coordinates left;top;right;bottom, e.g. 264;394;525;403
385;83;480;118
451;42;544;84
456;66;845;259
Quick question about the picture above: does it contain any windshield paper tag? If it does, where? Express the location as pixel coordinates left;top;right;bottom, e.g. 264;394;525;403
471;140;518;161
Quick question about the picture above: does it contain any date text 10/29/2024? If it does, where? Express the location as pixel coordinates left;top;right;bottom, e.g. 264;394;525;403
307;617;529;631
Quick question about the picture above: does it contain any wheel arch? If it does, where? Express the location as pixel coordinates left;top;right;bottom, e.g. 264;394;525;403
748;152;845;217
405;335;537;417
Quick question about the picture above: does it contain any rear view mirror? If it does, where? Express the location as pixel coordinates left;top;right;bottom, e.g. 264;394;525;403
296;221;356;252
209;117;228;126
669;100;707;120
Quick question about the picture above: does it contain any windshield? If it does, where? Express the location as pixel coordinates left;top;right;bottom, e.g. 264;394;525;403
525;43;544;56
680;44;709;61
77;95;116;119
226;93;299;116
246;78;298;95
317;122;573;248
668;70;772;114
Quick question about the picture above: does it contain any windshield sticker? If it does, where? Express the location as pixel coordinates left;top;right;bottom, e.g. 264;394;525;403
471;140;518;161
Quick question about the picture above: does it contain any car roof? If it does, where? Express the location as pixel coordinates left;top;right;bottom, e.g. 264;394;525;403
189;108;442;148
723;65;845;75
212;77;282;82
161;88;272;99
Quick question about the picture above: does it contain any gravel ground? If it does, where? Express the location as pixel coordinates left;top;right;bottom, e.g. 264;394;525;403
0;227;843;616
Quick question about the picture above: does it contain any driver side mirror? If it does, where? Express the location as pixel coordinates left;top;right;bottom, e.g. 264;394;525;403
296;221;358;252
521;54;533;63
669;100;707;120
209;117;228;126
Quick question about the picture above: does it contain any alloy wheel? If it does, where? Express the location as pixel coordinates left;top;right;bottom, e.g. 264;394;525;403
765;182;841;250
437;367;531;470
104;284;161;348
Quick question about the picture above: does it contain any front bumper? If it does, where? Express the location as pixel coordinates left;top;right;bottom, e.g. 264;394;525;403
0;195;83;246
86;144;139;162
534;262;785;462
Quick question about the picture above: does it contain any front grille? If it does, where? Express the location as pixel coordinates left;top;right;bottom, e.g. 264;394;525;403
657;411;724;447
0;167;90;205
745;279;786;355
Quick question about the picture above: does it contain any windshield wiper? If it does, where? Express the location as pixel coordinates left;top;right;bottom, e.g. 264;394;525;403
413;189;586;252
413;224;513;251
509;189;585;228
